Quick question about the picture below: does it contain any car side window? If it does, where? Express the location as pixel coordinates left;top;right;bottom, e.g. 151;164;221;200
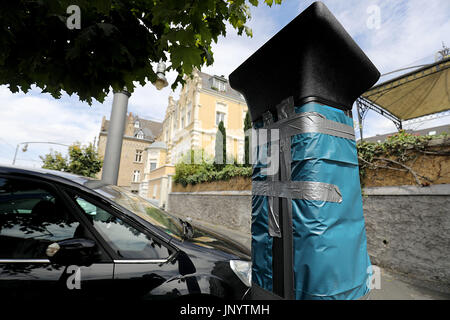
0;177;80;259
72;195;171;260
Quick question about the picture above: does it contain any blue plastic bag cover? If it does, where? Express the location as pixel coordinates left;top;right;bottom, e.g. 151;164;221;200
251;120;273;291
291;103;371;299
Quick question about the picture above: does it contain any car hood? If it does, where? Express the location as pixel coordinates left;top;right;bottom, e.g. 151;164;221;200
169;220;251;261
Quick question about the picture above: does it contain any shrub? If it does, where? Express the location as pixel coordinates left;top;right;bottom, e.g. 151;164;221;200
174;149;251;187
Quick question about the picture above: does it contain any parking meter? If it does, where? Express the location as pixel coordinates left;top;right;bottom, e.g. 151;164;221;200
229;1;380;299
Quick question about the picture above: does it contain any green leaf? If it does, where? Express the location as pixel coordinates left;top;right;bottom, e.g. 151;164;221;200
0;0;284;103
170;45;203;75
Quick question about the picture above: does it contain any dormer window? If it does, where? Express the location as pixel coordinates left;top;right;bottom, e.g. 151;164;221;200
211;77;226;92
136;130;144;139
134;120;140;128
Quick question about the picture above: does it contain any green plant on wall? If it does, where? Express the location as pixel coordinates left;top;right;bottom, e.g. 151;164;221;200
357;130;449;188
174;149;251;187
174;131;449;189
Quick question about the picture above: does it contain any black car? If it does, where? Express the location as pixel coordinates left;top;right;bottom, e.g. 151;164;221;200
0;165;251;300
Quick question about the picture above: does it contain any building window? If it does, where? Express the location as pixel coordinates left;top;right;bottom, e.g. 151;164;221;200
150;162;157;171
136;130;144;139
134;120;140;128
132;170;140;182
181;115;185;128
187;102;192;124
216;111;225;126
212;78;226;92
135;150;143;163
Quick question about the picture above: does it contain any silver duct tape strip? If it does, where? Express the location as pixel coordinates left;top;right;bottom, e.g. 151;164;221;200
264;112;355;141
268;196;281;238
267;127;281;238
252;180;343;203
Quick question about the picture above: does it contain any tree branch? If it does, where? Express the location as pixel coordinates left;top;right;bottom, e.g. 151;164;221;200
373;157;423;185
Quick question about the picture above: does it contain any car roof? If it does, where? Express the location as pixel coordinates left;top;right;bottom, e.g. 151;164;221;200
0;164;94;186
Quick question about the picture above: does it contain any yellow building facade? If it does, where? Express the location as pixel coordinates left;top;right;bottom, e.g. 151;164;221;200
139;69;248;207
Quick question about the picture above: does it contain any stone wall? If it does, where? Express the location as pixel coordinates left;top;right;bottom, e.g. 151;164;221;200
363;184;450;292
167;190;251;234
167;184;450;292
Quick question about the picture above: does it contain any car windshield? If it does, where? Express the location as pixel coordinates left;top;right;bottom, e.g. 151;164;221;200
92;184;185;239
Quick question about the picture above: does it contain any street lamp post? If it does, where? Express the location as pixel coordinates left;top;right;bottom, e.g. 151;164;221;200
101;62;168;186
12;141;70;165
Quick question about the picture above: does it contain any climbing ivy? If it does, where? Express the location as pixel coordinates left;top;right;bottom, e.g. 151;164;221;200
174;131;449;188
357;130;449;187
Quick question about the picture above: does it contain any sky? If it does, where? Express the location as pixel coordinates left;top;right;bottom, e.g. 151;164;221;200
1;0;449;167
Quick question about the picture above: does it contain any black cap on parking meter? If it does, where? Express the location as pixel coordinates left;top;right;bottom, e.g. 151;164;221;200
229;1;380;122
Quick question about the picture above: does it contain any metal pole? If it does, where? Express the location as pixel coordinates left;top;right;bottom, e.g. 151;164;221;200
12;141;70;165
101;90;130;185
357;100;364;141
12;144;19;165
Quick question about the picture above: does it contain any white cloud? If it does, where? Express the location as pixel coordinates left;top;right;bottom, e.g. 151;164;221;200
0;86;107;167
127;69;181;122
201;5;280;78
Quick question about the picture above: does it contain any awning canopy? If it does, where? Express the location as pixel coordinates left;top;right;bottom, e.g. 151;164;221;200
361;57;450;121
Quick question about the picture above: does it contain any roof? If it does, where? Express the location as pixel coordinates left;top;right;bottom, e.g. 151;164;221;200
101;114;163;141
362;57;450;121
197;70;246;103
362;124;450;143
147;141;167;150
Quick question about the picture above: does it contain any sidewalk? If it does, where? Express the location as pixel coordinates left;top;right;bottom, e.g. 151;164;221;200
190;218;450;300
369;268;450;300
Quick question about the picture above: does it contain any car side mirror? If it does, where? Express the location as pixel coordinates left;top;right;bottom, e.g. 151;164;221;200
46;238;96;266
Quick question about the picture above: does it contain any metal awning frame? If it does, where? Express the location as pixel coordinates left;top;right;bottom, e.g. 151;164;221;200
357;96;450;140
357;56;450;140
356;97;402;140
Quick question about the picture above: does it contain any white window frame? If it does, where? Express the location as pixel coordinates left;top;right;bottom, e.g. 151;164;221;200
215;102;227;127
216;112;225;126
132;170;140;183
187;102;192;124
212;78;226;92
136;130;144;139
135;150;143;163
153;184;157;198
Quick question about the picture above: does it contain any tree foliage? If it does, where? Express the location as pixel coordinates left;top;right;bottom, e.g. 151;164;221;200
40;142;103;177
215;120;227;167
0;0;282;104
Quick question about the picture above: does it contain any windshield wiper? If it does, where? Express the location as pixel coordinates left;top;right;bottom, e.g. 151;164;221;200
179;218;194;240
